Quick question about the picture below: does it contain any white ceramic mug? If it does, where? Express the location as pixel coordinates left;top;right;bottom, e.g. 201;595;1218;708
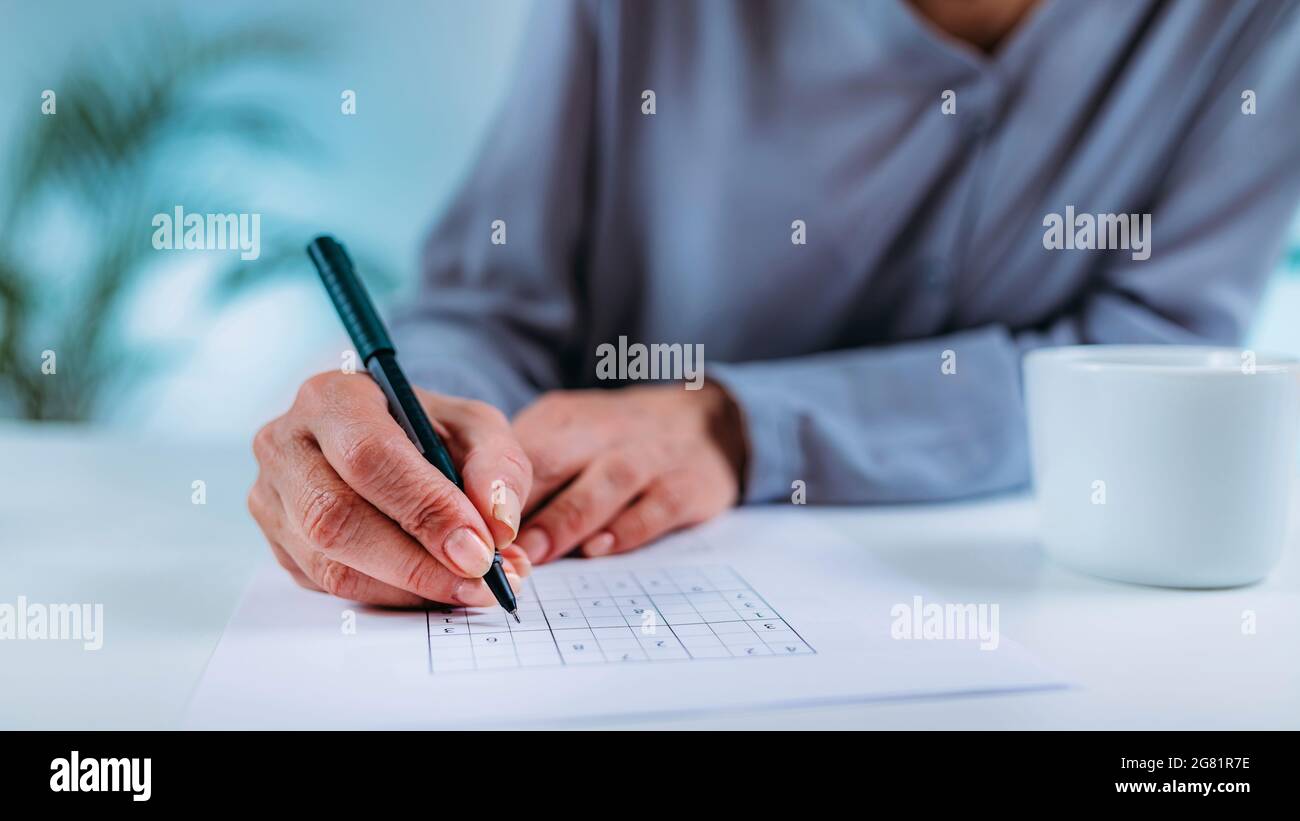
1023;345;1299;588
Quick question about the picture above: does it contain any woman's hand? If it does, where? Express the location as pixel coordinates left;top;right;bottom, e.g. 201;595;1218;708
248;371;533;606
512;382;747;564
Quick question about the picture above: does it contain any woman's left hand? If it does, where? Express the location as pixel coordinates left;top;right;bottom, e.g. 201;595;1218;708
511;383;747;563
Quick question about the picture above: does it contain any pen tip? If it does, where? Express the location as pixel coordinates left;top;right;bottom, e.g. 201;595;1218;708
512;611;521;623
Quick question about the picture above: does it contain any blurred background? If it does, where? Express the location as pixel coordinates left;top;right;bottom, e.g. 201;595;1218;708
0;0;532;438
1;0;1298;442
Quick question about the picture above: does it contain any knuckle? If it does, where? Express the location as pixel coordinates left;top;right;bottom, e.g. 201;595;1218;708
547;495;588;538
652;438;679;469
530;454;566;488
400;559;443;599
400;484;462;543
297;372;333;404
251;422;277;462
602;455;643;493
302;371;367;411
299;486;358;552
525;449;570;484
655;482;690;521
317;558;360;599
339;431;396;486
247;486;265;521
618;506;653;544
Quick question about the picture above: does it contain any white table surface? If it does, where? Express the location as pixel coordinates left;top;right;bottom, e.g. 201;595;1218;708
2;420;1297;730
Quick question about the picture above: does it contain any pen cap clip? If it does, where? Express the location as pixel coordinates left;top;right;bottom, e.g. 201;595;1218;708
306;235;394;362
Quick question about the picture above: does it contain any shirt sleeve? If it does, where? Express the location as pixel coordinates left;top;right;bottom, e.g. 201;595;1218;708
388;0;595;414
711;11;1300;504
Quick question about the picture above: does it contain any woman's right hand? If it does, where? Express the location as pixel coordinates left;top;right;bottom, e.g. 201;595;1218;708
247;371;533;607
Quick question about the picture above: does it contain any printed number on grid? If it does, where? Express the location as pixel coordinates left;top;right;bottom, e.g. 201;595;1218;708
425;565;814;672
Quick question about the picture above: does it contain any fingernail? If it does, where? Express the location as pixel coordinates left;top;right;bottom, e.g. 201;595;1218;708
453;577;496;607
584;531;615;557
444;527;493;576
489;479;522;542
502;545;532;578
516;528;550;563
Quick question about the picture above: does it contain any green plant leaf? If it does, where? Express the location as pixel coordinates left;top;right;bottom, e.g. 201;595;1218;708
0;20;322;421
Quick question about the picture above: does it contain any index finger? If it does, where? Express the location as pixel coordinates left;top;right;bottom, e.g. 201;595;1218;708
299;375;497;579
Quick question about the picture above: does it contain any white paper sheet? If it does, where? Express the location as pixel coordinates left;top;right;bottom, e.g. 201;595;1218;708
186;511;1066;728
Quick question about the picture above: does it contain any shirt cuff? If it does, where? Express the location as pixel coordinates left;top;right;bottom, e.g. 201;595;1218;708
707;361;803;504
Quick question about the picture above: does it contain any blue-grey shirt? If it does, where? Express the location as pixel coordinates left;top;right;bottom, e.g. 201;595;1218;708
393;0;1300;503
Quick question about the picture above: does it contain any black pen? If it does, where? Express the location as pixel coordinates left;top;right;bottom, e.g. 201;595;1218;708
305;234;519;621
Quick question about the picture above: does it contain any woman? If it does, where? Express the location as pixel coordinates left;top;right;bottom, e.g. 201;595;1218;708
248;0;1300;605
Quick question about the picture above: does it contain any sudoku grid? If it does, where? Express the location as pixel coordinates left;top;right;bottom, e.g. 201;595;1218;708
424;565;815;673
